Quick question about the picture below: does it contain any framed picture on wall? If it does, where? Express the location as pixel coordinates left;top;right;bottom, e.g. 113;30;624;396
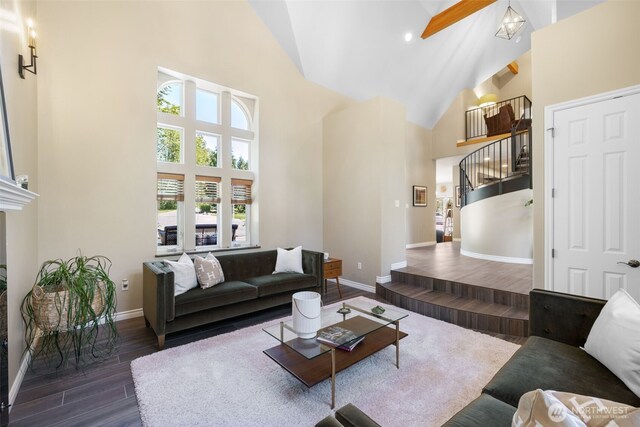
0;61;15;183
413;185;427;207
455;185;461;207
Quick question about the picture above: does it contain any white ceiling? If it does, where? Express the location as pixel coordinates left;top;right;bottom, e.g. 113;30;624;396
249;0;603;129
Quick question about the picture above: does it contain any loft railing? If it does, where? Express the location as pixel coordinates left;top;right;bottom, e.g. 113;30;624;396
459;127;532;208
465;95;532;141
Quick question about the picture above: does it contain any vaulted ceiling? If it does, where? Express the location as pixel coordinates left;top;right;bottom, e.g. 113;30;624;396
249;0;603;128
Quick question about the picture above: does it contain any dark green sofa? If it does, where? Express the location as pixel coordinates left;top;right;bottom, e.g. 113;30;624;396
143;249;323;349
444;289;640;426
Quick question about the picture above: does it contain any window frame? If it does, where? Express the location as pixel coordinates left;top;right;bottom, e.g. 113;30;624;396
156;68;258;255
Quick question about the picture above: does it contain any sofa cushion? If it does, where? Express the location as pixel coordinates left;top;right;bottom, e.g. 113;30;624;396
483;336;640;408
174;280;257;317
442;394;516;427
244;273;317;297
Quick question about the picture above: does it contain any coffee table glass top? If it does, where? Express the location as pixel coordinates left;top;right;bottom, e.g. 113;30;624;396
263;301;408;360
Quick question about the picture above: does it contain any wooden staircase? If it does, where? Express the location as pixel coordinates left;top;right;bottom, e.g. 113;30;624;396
377;269;529;338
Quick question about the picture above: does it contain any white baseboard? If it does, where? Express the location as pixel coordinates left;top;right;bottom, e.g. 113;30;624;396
115;308;143;322
406;241;436;249
460;249;533;265
376;275;392;284
328;278;375;293
9;349;31;408
390;261;407;270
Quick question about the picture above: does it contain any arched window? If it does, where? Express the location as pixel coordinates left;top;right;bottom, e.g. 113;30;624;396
231;99;250;130
156;70;257;253
157;81;182;116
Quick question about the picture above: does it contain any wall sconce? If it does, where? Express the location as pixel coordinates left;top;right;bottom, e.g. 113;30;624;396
18;19;37;79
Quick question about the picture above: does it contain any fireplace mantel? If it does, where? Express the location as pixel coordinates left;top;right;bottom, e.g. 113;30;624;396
0;180;38;211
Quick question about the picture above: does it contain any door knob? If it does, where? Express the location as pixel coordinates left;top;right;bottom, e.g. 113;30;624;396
618;259;640;268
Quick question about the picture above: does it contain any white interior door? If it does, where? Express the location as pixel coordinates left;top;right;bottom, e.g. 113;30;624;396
552;92;640;301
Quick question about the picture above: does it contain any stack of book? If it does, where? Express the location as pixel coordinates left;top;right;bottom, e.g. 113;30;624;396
316;325;364;351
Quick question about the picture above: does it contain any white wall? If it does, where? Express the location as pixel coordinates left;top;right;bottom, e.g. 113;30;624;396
0;0;39;396
461;189;533;262
36;1;352;315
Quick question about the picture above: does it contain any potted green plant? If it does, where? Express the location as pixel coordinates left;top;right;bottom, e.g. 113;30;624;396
21;254;117;367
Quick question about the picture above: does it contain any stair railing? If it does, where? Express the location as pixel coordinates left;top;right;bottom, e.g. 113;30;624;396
465;95;532;141
459;126;532;208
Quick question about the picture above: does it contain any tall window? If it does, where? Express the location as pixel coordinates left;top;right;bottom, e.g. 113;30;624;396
156;69;257;254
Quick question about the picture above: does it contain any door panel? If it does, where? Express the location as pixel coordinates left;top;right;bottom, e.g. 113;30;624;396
553;93;640;301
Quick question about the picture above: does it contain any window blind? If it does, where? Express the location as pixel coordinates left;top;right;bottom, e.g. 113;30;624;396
231;179;252;205
157;173;184;201
195;175;221;204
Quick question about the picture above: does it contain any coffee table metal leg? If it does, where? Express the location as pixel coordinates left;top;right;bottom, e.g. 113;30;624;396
395;321;400;369
331;348;336;409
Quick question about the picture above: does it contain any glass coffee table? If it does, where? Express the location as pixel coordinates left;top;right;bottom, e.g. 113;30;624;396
263;301;408;408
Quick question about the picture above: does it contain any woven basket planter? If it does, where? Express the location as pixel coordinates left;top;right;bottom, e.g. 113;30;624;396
31;281;106;332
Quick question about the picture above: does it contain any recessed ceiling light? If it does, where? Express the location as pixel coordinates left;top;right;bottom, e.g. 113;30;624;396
484;157;491;161
404;32;413;42
502;164;508;168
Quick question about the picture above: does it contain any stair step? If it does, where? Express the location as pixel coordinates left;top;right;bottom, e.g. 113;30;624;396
377;282;529;337
383;282;528;320
391;270;529;310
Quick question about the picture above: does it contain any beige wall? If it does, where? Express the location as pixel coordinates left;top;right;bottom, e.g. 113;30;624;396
531;0;640;288
498;50;532;102
1;0;39;395
405;123;435;245
324;97;407;285
35;0;352;314
379;99;407;273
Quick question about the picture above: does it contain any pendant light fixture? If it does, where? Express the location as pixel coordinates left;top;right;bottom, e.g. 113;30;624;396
495;1;526;40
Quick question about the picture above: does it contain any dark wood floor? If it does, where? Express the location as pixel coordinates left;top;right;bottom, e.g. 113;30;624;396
10;286;374;427
11;283;524;426
404;242;532;295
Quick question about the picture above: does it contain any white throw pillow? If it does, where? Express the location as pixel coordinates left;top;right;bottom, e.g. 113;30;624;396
273;246;304;274
584;289;640;398
165;253;198;296
195;254;225;289
513;389;640;427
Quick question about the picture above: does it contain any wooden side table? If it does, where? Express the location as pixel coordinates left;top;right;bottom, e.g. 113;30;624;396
323;258;343;298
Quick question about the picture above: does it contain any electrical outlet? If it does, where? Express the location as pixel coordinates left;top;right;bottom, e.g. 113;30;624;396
121;279;129;291
357;262;362;270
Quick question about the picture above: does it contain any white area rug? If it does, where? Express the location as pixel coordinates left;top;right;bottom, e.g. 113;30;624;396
131;296;519;427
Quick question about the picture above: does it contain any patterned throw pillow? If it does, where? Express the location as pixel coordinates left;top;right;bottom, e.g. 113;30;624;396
194;254;225;289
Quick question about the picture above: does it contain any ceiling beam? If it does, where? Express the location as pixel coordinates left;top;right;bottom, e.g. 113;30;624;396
507;61;519;75
421;0;497;39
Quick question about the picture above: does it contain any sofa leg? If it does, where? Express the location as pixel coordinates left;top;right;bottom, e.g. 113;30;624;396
157;334;165;350
144;317;150;328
